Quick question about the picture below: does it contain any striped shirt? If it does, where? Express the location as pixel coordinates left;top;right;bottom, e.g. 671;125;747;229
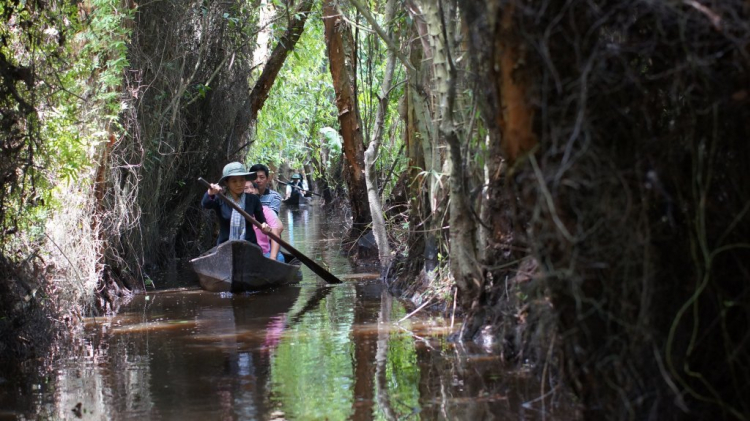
260;189;283;214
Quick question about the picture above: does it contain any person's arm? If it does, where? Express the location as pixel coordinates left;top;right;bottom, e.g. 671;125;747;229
285;184;291;199
266;211;283;260
201;183;224;209
250;196;272;233
269;228;281;260
201;191;220;209
270;191;282;214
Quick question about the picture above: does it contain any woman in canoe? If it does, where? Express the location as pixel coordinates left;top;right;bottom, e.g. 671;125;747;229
245;180;285;263
202;162;271;245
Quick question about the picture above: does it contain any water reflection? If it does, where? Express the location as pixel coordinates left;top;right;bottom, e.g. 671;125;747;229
283;204;310;247
0;205;577;420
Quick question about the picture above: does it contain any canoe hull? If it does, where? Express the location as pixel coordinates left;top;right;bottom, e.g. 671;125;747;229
190;240;302;292
282;194;307;207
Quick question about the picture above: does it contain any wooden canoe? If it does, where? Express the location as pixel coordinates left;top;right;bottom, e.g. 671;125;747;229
189;240;302;292
282;193;307;207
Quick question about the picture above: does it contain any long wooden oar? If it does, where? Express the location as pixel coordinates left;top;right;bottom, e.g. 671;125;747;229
277;179;324;198
198;177;342;284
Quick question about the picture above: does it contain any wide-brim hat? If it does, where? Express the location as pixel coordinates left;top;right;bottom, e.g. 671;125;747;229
291;173;302;179
219;162;255;184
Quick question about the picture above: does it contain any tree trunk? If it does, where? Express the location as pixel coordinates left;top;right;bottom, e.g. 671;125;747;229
406;2;444;277
362;0;398;269
457;0;534;338
310;148;333;205
121;0;259;271
322;0;372;238
387;10;436;286
460;1;535;167
415;0;485;325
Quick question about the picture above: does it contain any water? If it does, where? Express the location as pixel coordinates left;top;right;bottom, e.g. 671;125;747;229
0;201;577;420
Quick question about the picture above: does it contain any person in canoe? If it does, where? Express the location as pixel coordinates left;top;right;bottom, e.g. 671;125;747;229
284;173;308;202
202;162;271;245
249;163;283;214
244;180;285;262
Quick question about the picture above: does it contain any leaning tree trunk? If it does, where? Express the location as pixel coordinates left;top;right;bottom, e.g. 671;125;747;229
322;0;372;239
352;0;398;269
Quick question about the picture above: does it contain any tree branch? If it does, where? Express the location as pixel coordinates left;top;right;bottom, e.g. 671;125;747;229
347;0;416;73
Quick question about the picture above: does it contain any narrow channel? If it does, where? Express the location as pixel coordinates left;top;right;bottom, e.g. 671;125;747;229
0;202;576;420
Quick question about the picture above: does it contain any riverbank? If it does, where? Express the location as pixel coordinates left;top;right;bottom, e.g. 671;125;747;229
0;254;64;364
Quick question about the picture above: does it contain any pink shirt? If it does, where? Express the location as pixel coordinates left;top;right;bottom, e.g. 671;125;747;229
253;207;281;254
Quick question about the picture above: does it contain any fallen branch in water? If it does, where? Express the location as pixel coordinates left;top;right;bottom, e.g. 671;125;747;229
398;298;433;323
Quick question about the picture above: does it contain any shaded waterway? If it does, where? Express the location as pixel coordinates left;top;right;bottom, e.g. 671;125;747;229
0;201;577;420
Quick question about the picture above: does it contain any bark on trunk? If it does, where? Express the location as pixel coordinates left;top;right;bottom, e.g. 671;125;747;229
461;1;535;166
406;2;443;276
362;0;398;269
417;0;484;320
497;4;536;164
459;0;533;306
323;0;372;238
400;62;428;279
459;0;517;270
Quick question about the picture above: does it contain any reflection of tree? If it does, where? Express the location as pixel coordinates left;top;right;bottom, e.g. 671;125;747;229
52;326;155;420
270;284;357;419
287;286;334;326
376;290;398;420
48;288;307;419
351;283;378;420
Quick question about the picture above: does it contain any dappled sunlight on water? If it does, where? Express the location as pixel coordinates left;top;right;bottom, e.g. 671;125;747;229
0;203;578;420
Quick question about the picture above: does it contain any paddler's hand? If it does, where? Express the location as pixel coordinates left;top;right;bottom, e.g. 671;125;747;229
207;183;223;196
261;222;272;234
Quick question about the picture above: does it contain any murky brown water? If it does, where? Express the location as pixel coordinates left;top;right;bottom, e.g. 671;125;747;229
0;201;577;420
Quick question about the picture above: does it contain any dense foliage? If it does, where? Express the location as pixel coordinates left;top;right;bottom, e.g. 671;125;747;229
0;0;129;251
252;5;405;202
252;11;335;170
1;0;132;359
